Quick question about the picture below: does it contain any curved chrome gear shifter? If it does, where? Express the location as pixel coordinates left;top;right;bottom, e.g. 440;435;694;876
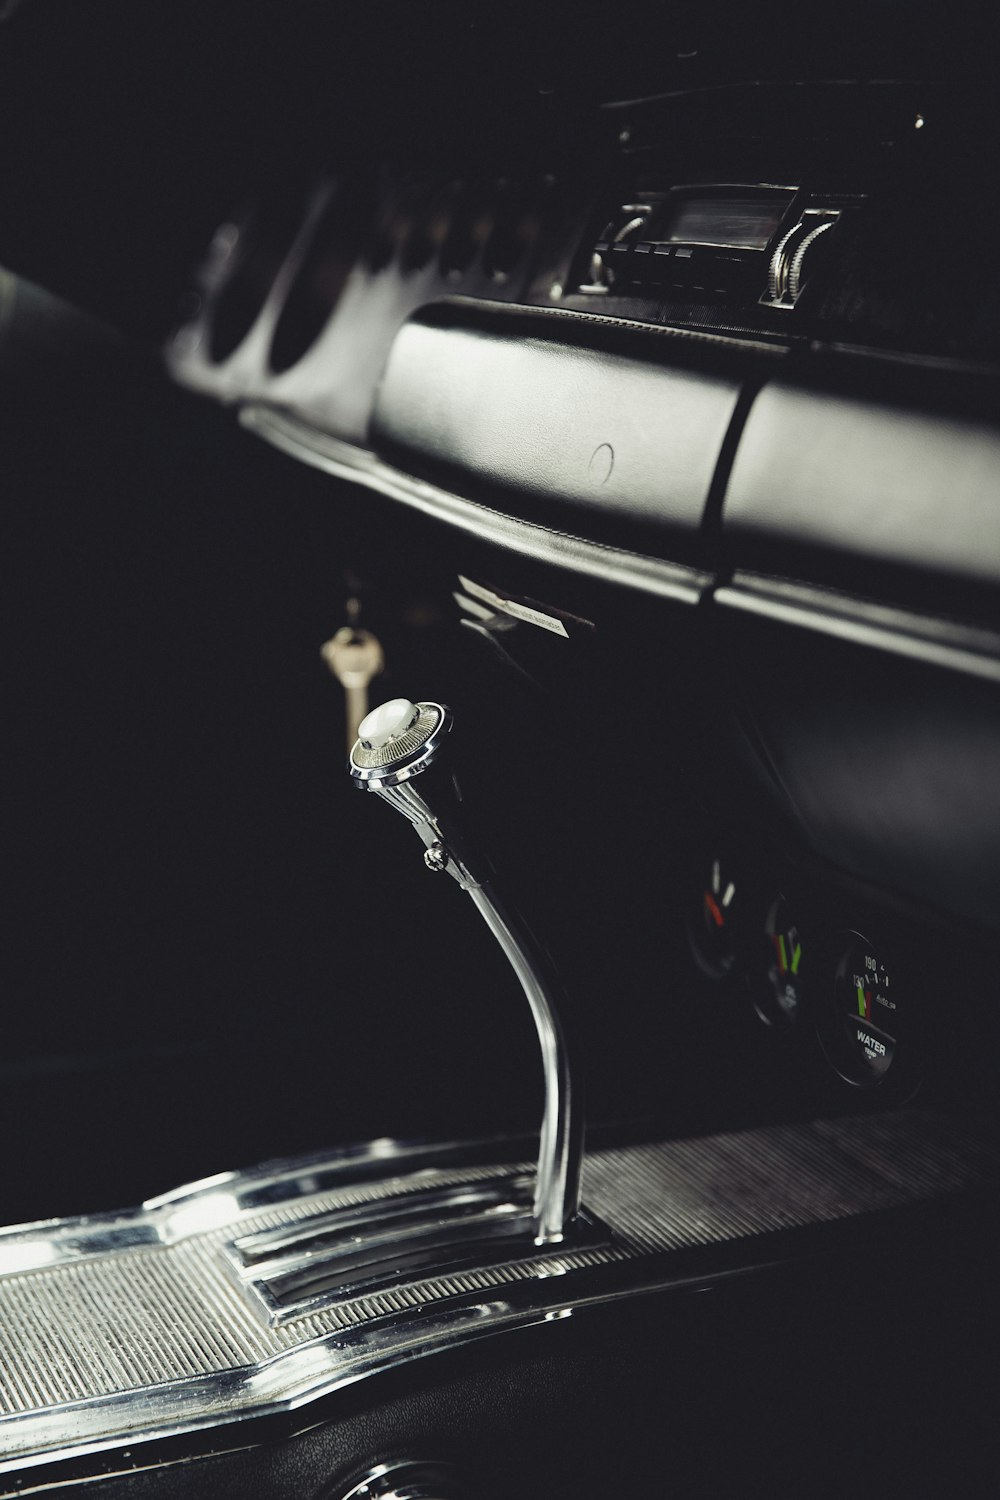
349;698;583;1245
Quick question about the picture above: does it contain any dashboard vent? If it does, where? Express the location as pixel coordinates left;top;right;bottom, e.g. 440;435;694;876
204;188;308;364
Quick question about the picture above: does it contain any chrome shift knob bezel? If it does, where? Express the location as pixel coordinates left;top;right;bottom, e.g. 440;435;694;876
349;702;453;788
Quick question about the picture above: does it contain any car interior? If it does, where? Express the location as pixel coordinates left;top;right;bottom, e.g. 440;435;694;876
1;2;999;1495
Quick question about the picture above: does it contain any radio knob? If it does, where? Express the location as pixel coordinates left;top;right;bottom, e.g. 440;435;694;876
787;218;836;301
578;203;650;294
765;210;840;307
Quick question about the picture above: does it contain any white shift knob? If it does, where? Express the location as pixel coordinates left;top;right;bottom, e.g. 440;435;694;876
358;697;419;749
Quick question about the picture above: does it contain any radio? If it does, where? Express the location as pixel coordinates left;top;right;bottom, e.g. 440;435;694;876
576;182;854;310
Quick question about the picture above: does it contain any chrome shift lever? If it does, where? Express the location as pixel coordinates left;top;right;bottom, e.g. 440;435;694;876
348;697;583;1245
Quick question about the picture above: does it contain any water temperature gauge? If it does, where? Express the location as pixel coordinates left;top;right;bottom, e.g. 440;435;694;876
824;933;899;1085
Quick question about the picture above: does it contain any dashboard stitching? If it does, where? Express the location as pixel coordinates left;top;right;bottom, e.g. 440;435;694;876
436;294;792;357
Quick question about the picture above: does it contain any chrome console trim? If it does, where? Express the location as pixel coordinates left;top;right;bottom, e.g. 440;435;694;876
0;1112;994;1480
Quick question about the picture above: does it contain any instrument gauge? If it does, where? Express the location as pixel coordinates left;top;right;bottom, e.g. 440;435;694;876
688;856;742;978
824;934;899;1085
754;895;803;1026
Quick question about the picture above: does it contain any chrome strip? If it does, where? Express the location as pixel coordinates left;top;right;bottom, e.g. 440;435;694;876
231;1174;536;1267
715;574;1000;682
224;1171;608;1327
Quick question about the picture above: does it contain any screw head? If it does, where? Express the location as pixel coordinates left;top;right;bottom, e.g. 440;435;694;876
424;842;449;873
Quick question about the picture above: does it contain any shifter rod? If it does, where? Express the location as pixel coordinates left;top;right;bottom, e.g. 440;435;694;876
347;697;583;1244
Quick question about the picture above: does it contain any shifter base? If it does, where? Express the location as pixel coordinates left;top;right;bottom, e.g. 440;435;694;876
226;1168;611;1327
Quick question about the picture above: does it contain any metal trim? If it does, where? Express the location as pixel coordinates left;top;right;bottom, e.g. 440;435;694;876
714;573;1000;682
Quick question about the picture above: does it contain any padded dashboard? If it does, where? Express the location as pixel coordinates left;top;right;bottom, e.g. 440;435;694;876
371;305;747;553
723;379;1000;610
166;75;1000;619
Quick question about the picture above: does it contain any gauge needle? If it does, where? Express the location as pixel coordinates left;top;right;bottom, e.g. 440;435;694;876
704;892;724;928
773;934;788;973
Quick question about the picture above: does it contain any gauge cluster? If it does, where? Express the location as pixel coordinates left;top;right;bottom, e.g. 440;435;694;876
684;845;925;1101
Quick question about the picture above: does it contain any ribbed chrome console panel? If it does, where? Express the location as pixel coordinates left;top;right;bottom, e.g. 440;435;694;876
0;1111;994;1477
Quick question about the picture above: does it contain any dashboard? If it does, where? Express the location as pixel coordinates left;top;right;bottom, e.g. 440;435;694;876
1;2;1000;1495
